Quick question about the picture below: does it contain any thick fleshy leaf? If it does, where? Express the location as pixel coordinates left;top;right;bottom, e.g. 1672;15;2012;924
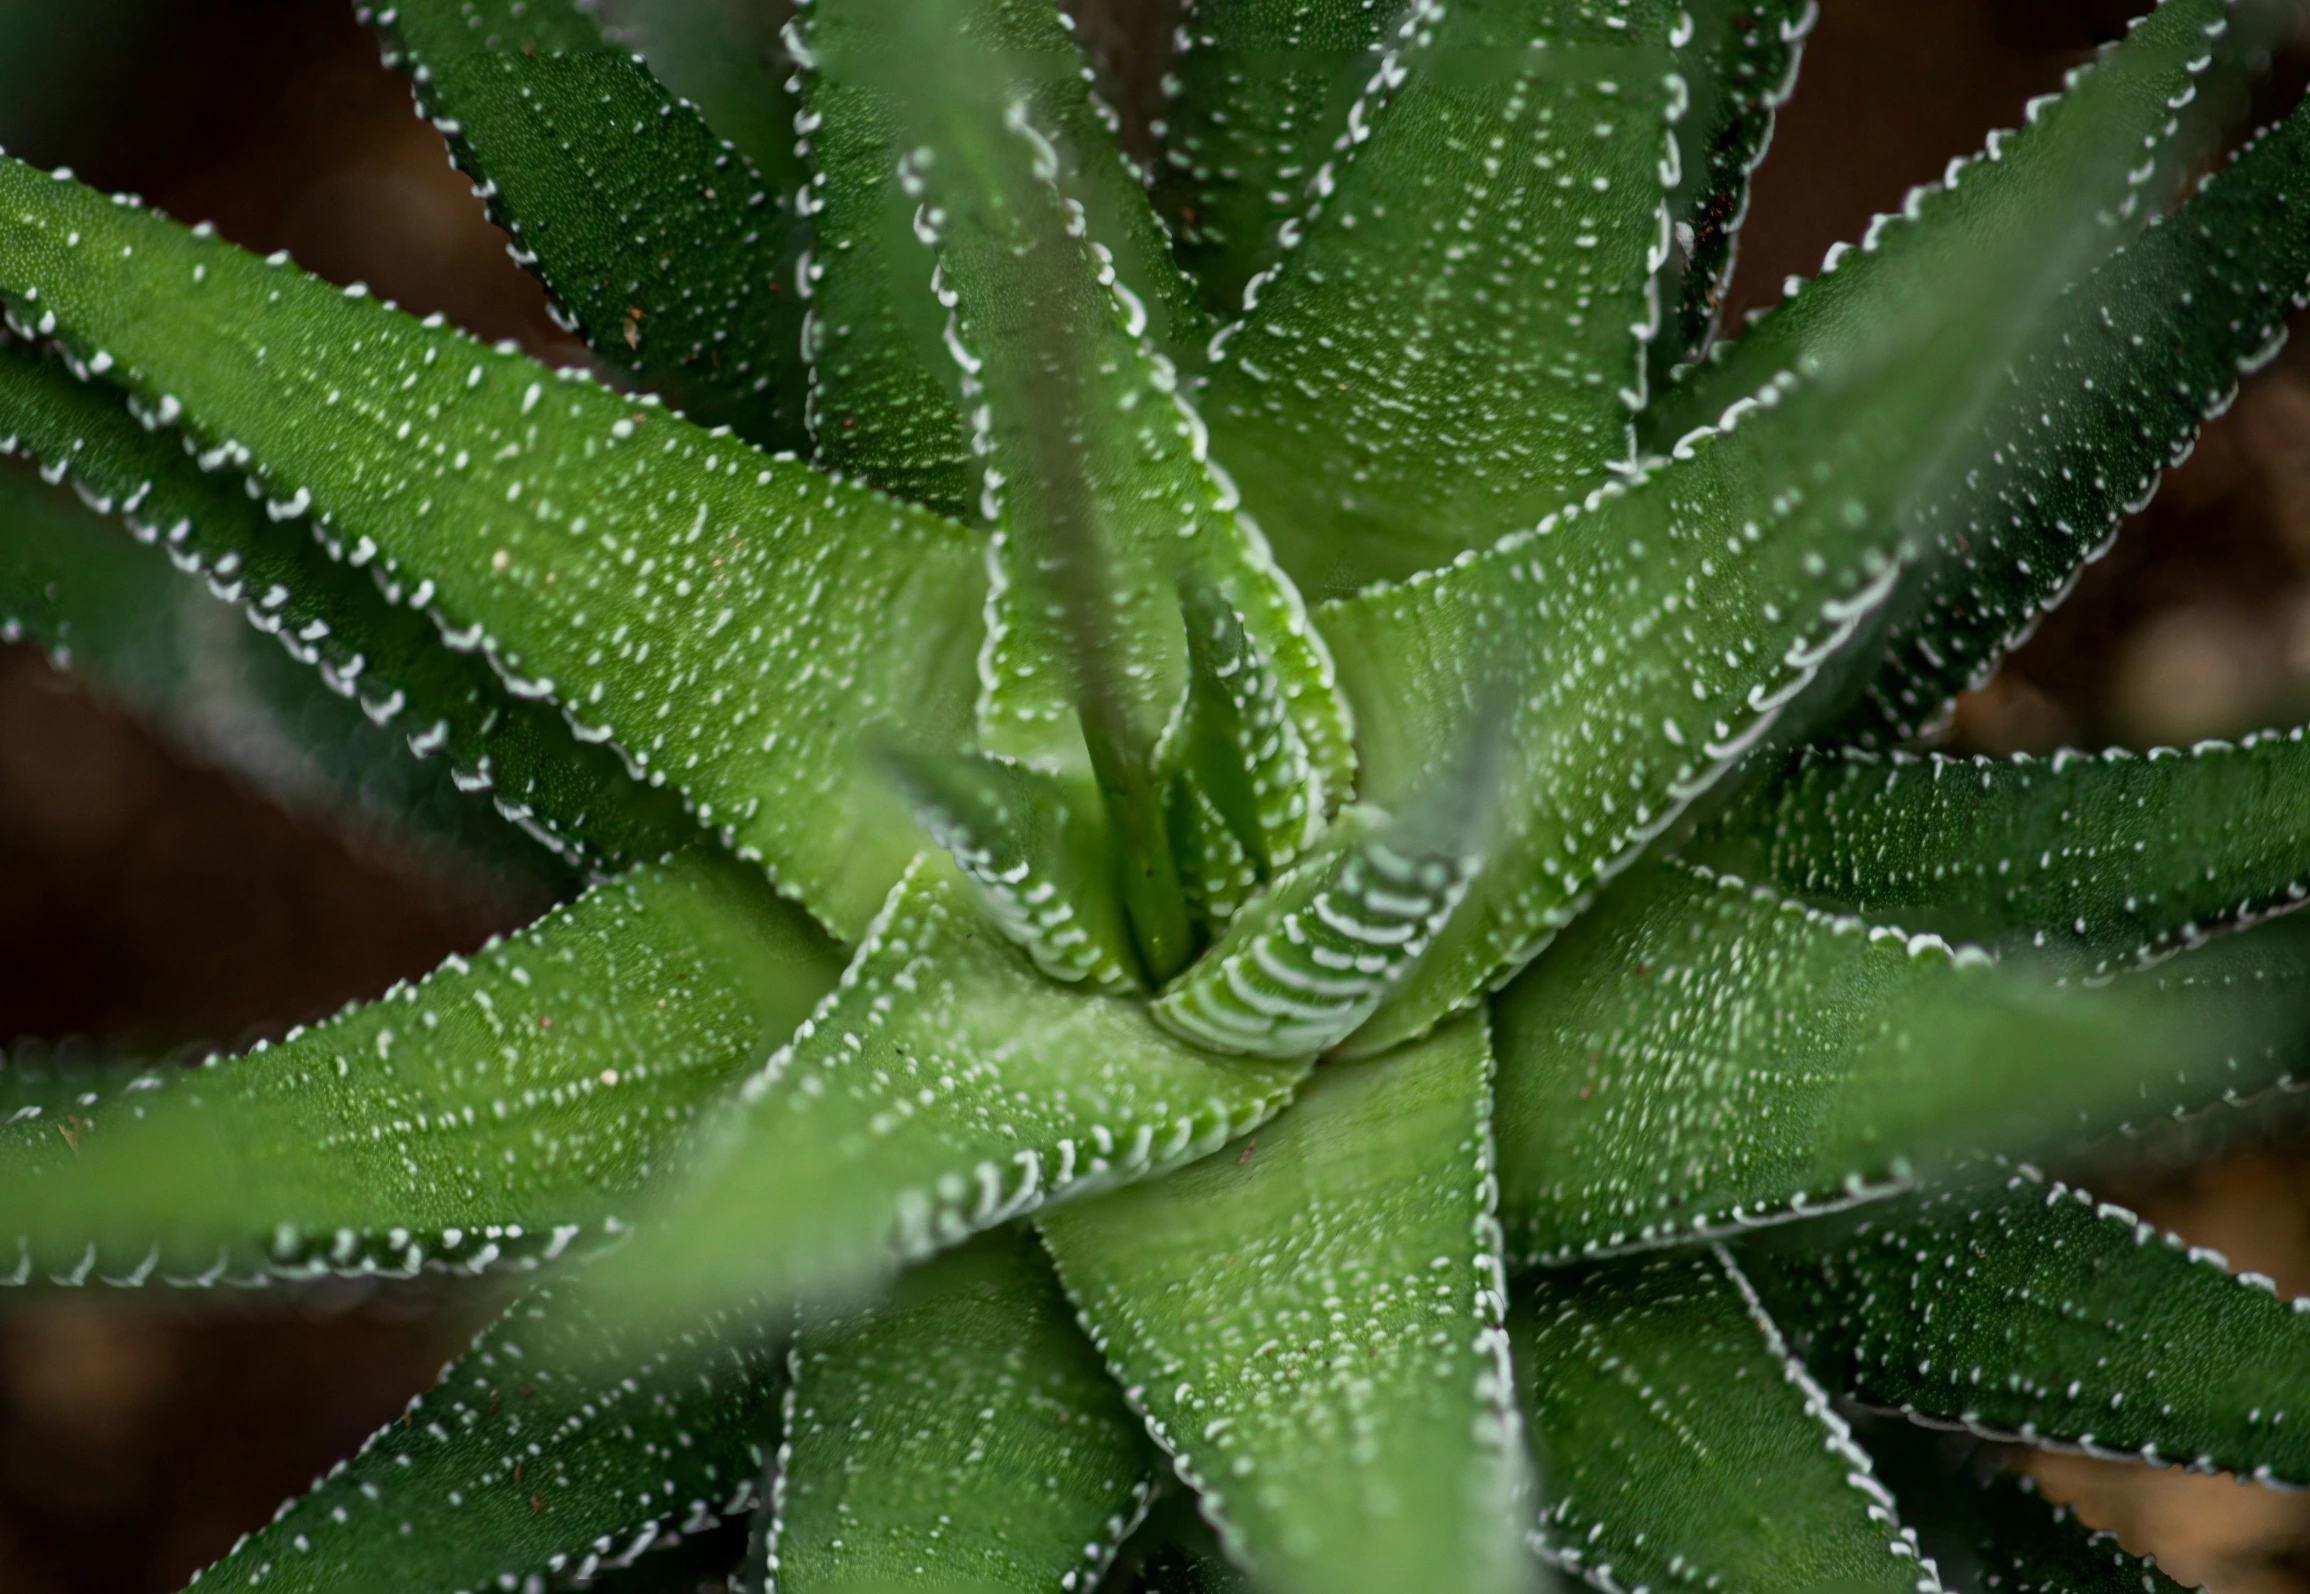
1515;1246;1934;1594
1151;0;1392;316
365;0;813;450
592;0;807;178
1703;735;2310;976
1490;858;2310;1266
1746;1162;2310;1486
0;850;838;1283
1313;27;2194;1054
596;856;1307;1322
1646;0;2271;441
0;330;686;875
1651;0;1813;379
1168;572;1320;883
0;449;571;888
882;745;1141;989
0;161;989;936
188;1284;779;1594
1198;0;1693;599
1838;94;2310;745
1041;1015;1534;1594
770;1227;1158;1593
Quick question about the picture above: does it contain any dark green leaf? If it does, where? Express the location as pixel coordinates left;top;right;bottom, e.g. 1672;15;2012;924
772;1226;1158;1592
188;1283;780;1594
1152;0;1393;316
0;330;687;875
1041;1016;1535;1594
1515;1246;1932;1594
1201;0;1686;598
593;0;806;179
1746;1161;2310;1486
1490;858;2310;1266
0;161;989;936
366;0;814;450
595;856;1307;1323
1701;733;2310;976
0;849;837;1282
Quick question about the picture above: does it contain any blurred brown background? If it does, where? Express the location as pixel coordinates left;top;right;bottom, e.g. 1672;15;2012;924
4;0;2310;1589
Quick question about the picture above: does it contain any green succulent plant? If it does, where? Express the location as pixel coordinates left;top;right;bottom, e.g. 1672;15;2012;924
10;0;2310;1589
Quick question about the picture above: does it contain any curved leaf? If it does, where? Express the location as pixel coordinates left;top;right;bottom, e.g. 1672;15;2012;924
595;856;1307;1323
1041;1015;1534;1594
0;330;687;875
0;161;989;936
366;0;814;450
771;1226;1158;1592
187;1283;779;1594
592;0;807;179
1747;1161;2310;1486
1703;734;2310;975
1515;1246;1935;1594
1490;859;2310;1266
0;849;838;1283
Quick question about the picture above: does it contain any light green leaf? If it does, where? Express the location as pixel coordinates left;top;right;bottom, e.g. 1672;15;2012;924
366;0;813;450
0;160;989;936
1490;858;2310;1266
1745;1160;2310;1486
1646;0;2269;442
1515;1246;1932;1594
1199;0;1684;598
1702;733;2310;976
1651;1;1813;378
0;329;687;876
1151;0;1393;316
881;745;1140;990
1833;93;2310;746
1314;25;2189;1054
187;1283;780;1594
0;849;838;1283
594;856;1307;1323
1168;572;1320;884
1041;1015;1535;1594
772;1227;1158;1593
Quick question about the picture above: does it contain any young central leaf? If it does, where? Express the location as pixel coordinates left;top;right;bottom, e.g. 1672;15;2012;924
1041;1015;1534;1594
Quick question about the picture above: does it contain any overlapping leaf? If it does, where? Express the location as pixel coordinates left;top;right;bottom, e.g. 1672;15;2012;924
1515;1246;1934;1594
1748;1162;2310;1484
0;850;836;1282
366;0;814;450
191;1284;779;1594
1041;1016;1533;1594
595;857;1306;1321
1705;733;2310;974
0;162;988;935
1490;858;2310;1265
771;1226;1157;1592
1200;0;1685;597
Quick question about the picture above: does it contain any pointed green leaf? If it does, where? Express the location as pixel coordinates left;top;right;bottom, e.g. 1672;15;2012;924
1315;43;2181;1054
881;744;1140;989
1151;0;1392;316
1041;1015;1535;1594
1746;1161;2310;1486
1199;0;1686;598
0;849;838;1282
365;0;813;450
0;162;989;936
1169;572;1320;880
1490;858;2310;1266
188;1283;780;1593
596;856;1307;1322
1651;1;1813;378
592;0;807;179
772;1227;1158;1592
1703;734;2310;977
0;330;689;875
1837;95;2310;745
1152;702;1497;1057
1515;1246;1933;1594
1647;0;2271;442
